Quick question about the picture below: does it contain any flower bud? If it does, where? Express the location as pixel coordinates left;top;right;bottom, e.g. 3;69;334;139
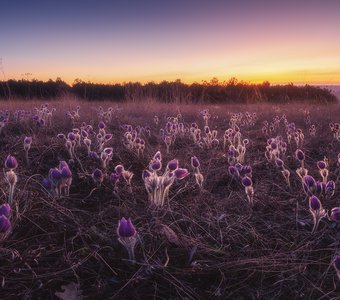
5;155;18;170
174;168;189;180
98;121;106;129
117;217;136;238
42;178;53;190
241;176;252;187
191;156;200;168
0;215;11;233
92;169;103;181
167;159;178;172
317;160;326;170
150;160;162;172
295;149;305;161
309;195;321;211
0;204;11;218
330;207;340;222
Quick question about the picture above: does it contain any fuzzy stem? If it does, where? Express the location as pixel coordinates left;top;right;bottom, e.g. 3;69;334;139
25;150;29;165
8;183;14;205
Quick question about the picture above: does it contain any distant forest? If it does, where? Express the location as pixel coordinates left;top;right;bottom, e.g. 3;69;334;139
0;77;338;103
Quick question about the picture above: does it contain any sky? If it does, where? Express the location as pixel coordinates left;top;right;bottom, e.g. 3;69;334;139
1;0;340;85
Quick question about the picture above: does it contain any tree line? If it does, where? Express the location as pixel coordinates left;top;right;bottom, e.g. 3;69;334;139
0;77;337;103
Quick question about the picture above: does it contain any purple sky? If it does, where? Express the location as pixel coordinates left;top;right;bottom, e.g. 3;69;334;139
1;0;340;84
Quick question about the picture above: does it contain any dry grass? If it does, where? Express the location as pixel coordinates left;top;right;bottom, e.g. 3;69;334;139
0;98;339;299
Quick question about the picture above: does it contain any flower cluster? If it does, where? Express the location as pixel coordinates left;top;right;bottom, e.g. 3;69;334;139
286;122;304;148
200;109;211;126
228;163;254;206
65;105;80;124
142;151;189;207
265;136;287;162
43;161;73;198
122;124;146;157
329;122;340;140
110;164;134;193
309;124;316;137
224;128;249;164
97;106;116;123
33;103;56;127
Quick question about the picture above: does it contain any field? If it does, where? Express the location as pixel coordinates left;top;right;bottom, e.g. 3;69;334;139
0;99;339;299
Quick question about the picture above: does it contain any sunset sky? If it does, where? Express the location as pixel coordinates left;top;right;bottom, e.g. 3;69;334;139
1;0;340;85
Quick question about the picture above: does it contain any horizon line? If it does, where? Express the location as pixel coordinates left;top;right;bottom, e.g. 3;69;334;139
2;76;340;86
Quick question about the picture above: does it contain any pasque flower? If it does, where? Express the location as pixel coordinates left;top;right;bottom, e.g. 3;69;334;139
309;195;327;234
143;151;189;207
117;217;138;262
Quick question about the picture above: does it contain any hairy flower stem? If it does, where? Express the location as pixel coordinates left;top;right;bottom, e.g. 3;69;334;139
8;183;15;205
25;150;29;166
118;236;137;263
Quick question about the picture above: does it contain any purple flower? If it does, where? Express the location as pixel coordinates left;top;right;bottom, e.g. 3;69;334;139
228;166;240;177
241;176;252;187
5;155;18;169
49;168;62;182
115;165;124;175
67;132;75;141
57;133;66;140
98;121;106;129
89;151;99;160
150;160;162;172
24;136;32;144
92;169;103;180
212;139;219;148
235;163;243;171
110;172;120;185
117;217;136;238
325;180;335;196
330;207;340;222
61;166;72;178
317;161;327;170
105;134;113;141
81;130;88;138
191;156;200;168
295;149;305;161
153;151;162;161
270;142;277;150
0;215;11;233
0;203;11;218
227;149;235;158
309;195;321;211
315;181;324;195
167;159;178;172
174;168;189;180
240;165;252;176
142;169;152;180
42;178;52;190
303;175;316;195
275;158;284;168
